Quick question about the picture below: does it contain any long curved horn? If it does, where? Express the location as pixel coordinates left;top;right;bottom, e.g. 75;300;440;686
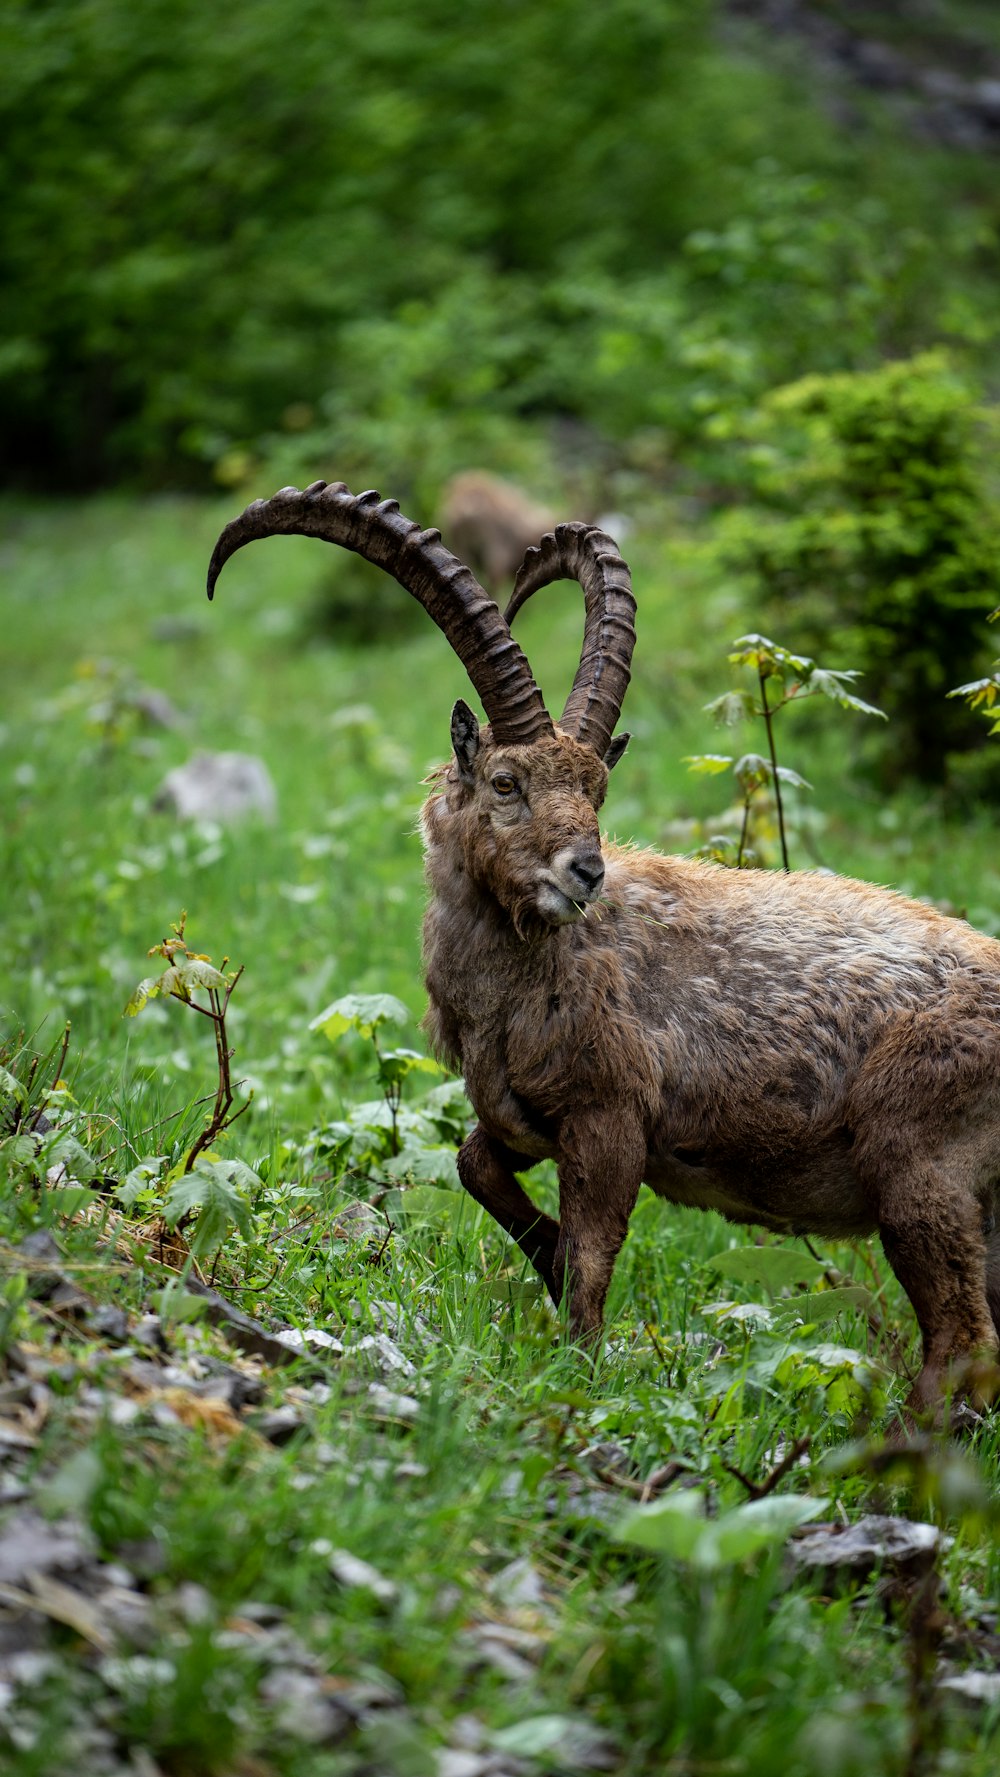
207;481;554;746
503;524;635;759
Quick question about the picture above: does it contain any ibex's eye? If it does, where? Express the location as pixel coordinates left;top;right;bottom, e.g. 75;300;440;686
491;773;518;797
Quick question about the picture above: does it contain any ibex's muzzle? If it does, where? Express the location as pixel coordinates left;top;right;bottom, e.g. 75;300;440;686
539;843;606;923
566;849;606;900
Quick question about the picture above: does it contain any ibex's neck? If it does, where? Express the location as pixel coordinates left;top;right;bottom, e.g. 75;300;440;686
420;795;562;1074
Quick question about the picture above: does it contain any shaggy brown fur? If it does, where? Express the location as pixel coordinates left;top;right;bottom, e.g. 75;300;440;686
422;723;1000;1412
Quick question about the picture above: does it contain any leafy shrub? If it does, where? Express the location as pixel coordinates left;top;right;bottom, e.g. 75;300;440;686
716;353;1000;787
0;0;711;486
5;1;998;487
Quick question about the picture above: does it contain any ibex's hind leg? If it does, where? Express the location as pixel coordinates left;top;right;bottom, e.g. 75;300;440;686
877;1171;997;1413
457;1124;560;1301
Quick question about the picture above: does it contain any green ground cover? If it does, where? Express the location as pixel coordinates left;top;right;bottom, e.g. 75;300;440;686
1;496;999;1776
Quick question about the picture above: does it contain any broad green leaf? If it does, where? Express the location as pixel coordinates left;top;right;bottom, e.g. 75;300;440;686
772;1285;873;1325
772;647;814;676
729;633;777;666
45;1185;103;1220
0;1066;26;1105
153;960;230;1002
703;690;756;726
949;675;1000;708
377;1048;444;1087
808;670;886;719
309;991;412;1042
733;751;771;788
710;1245;827;1293
616;1489;709;1559
702;1299;775;1329
196;1155;262;1195
43;1132;101;1181
123;976;161;1016
118;1157;168;1206
619;1490;826;1569
164;1160;254;1256
396;1182;479;1228
385;1145;462;1188
2;1133;38;1170
486;1277;546;1305
808;1343;872;1370
491;1717;586;1758
150;1281;211;1325
683;753;734;775
708;1494;827;1565
170;959;230;992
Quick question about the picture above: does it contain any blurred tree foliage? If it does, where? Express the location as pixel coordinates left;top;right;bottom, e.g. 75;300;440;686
716;353;1000;786
3;0;998;489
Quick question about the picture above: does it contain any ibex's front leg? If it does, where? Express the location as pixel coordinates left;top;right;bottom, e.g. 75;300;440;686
457;1124;560;1299
986;1218;1000;1343
553;1113;645;1344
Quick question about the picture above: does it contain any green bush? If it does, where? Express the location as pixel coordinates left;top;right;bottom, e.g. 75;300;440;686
5;0;998;488
0;0;711;486
716;353;1000;787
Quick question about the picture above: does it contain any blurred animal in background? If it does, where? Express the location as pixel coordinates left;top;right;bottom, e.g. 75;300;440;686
439;471;557;597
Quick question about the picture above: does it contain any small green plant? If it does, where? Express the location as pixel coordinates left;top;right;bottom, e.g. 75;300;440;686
0;1022;71;1144
308;992;465;1196
121;915;257;1267
686;633;885;870
717;353;1000;787
949;604;1000;737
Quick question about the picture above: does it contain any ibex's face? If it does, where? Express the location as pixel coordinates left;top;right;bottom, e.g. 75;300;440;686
433;703;614;933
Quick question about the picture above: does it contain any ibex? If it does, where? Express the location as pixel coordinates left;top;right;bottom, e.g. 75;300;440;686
439;471;556;596
208;481;1000;1413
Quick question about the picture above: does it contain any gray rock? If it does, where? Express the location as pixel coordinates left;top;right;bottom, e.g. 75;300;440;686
326;1549;398;1606
259;1667;352;1744
181;1277;298;1367
0;1511;93;1587
152;751;276;824
789;1513;946;1580
86;1305;131;1344
253;1406;308;1446
939;1669;1000;1705
973;80;1000;117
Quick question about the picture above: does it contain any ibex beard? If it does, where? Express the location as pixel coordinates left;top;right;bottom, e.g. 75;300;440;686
208;480;1000;1419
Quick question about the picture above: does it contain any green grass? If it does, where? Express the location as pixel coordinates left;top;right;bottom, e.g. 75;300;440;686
2;494;1000;1776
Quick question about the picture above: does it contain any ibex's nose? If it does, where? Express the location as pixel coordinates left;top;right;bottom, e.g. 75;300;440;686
568;850;605;898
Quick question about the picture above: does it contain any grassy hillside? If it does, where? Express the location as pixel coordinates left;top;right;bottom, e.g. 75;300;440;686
1;496;999;1775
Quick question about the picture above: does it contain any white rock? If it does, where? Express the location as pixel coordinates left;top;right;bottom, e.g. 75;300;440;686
152;751;276;824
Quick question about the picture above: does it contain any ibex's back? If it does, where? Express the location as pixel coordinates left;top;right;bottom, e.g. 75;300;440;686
208;479;1000;1416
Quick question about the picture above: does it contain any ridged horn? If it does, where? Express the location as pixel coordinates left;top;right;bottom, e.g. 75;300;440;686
207;482;554;746
504;523;636;760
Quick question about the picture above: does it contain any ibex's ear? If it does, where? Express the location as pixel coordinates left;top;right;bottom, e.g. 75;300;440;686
604;731;631;771
451;699;480;785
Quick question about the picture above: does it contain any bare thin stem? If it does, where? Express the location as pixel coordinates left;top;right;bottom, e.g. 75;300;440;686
723;1433;812;1500
736;795;752;870
181;966;247;1175
759;666;790;872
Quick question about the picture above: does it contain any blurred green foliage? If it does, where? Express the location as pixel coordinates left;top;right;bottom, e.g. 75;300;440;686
4;0;999;490
716;353;1000;786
